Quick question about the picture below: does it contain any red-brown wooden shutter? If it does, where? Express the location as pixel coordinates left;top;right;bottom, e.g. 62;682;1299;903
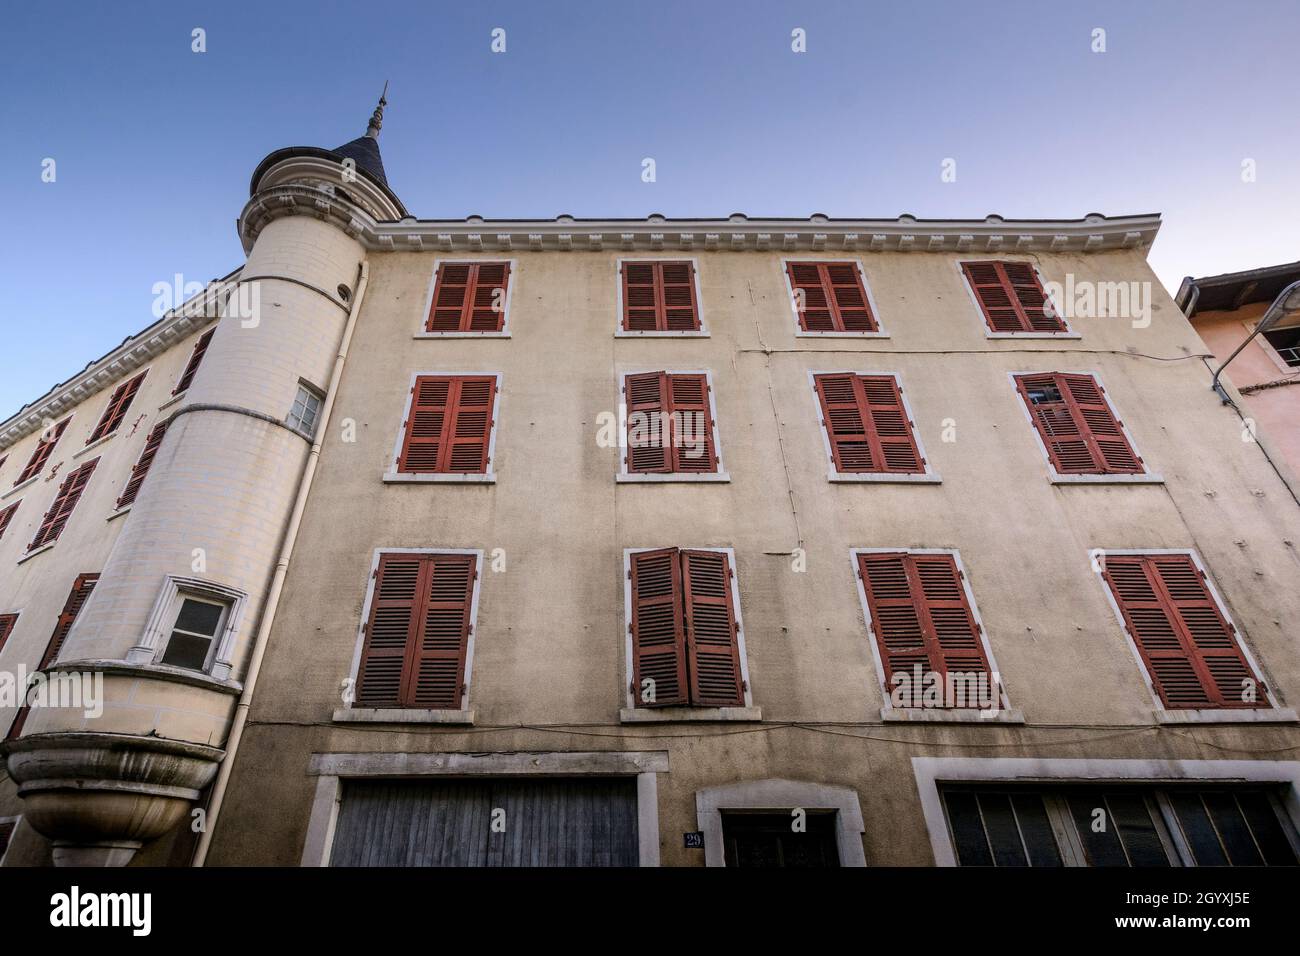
666;374;718;473
814;374;924;474
624;373;719;475
88;371;147;443
355;553;475;709
682;549;745;706
1103;554;1266;709
7;573;98;740
16;419;69;485
1015;373;1142;475
426;262;511;332
629;548;688;707
117;421;168;509
173;328;215;395
0;502;19;541
397;376;497;474
621;261;701;332
0;613;17;651
858;552;991;706
961;261;1063;333
786;261;878;332
29;458;98;551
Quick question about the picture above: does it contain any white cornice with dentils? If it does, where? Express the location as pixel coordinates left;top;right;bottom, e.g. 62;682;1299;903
0;273;240;451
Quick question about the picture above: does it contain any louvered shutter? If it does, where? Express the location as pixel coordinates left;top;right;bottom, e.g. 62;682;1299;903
1015;373;1142;475
117;421;168;508
426;263;510;332
356;555;422;707
962;261;1063;333
666;374;718;473
682;549;745;706
0;613;17;650
0;502;18;541
16;418;69;484
620;261;700;332
1103;554;1266;709
629;548;688;706
397;376;496;474
398;377;450;473
88;371;146;443
444;377;496;473
8;574;98;740
173;328;215;394
814;374;923;474
624;373;671;473
29;458;98;551
787;262;877;332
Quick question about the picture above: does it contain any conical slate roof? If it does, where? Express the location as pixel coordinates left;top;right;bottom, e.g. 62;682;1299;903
332;133;389;186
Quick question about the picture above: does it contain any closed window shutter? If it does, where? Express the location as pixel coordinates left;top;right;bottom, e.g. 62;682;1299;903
356;553;475;709
29;458;98;551
117;421;168;509
7;573;98;740
88;371;147;443
1015;373;1142;474
962;261;1064;333
426;262;511;332
621;261;700;331
0;613;17;650
1103;554;1266;709
397;376;497;474
0;820;13;859
787;262;878;332
173;328;215;395
16;419;69;485
682;549;745;706
624;373;718;474
858;552;992;705
629;548;688;706
814;374;924;473
667;374;718;473
0;502;19;541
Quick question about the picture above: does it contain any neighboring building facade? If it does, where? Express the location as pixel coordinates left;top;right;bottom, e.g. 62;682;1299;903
3;102;1300;868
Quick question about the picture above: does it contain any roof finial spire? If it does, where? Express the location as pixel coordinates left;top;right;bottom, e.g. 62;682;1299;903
366;81;388;139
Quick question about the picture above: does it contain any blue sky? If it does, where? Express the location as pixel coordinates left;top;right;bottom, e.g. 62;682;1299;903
2;0;1298;417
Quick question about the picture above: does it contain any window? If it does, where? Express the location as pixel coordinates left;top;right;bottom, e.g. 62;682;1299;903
424;261;512;333
393;375;498;477
1101;552;1269;710
28;458;98;552
784;261;879;334
87;371;147;444
0;818;14;862
1013;373;1145;476
287;383;324;438
621;372;723;478
942;784;1299;867
7;573;98;740
0;613;17;650
854;550;1000;712
961;261;1067;334
173;328;215;395
15;418;69;485
354;552;478;710
627;547;746;708
0;501;19;541
812;373;928;477
723;812;840;868
158;595;230;671
1263;326;1300;368
619;261;702;333
116;421;168;509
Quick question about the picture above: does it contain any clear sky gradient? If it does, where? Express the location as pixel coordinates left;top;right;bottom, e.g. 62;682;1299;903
2;0;1298;418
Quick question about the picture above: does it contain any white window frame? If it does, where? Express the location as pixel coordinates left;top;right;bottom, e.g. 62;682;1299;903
781;257;889;339
616;368;730;483
695;779;867;866
850;548;1021;723
286;379;325;439
614;256;709;338
1091;547;1294;724
955;258;1082;340
414;258;517;339
383;371;502;484
1007;370;1164;484
808;370;941;483
1248;316;1300;374
128;575;246;681
340;547;484;723
621;546;758;721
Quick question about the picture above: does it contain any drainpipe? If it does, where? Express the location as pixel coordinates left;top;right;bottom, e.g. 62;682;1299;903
191;260;370;866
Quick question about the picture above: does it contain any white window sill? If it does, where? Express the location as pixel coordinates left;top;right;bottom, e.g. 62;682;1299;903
828;472;941;484
986;332;1082;340
333;708;475;725
17;542;55;564
3;475;39;501
881;707;1025;724
413;332;511;339
382;472;496;484
616;472;731;483
1048;473;1164;485
614;330;710;338
795;331;890;339
106;505;131;522
1154;707;1297;725
75;432;116;458
157;391;187;412
620;706;761;723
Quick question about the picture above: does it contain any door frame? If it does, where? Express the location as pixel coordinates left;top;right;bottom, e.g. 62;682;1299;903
695;779;867;866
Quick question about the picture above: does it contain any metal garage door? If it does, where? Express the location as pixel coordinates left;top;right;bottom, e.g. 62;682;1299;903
330;777;639;867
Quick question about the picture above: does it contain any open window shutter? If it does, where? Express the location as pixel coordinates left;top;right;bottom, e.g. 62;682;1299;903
29;458;98;550
89;372;146;443
911;554;990;683
1104;554;1265;709
0;613;17;650
859;552;933;685
681;549;744;706
963;261;1063;333
629;548;688;706
174;328;215;394
1059;375;1142;473
398;377;451;473
815;374;873;471
356;555;424;707
0;503;18;541
17;418;69;484
1016;373;1096;473
8;574;98;740
117;421;168;508
625;372;671;473
444;377;496;473
860;375;923;472
407;554;475;709
666;374;717;473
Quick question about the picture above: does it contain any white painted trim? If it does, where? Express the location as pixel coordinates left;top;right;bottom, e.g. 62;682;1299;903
807;370;941;482
614;256;708;336
2;475;39;501
953;258;1079;337
386;371;503;481
694;779;867;867
73;430;116;459
912;756;1300;867
850;548;1014;719
780;257;889;337
16;542;54;565
415;257;518;337
128;575;248;682
616;368;728;480
346;548;485;713
622;546;754;711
